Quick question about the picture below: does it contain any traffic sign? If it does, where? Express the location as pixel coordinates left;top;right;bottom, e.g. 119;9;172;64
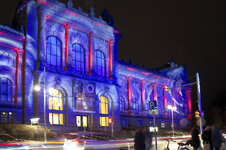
150;101;157;110
149;109;159;115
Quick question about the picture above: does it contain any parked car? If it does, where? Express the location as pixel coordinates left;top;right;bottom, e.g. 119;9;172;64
63;132;132;150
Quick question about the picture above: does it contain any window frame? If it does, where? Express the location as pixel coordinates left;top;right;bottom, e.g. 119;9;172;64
99;96;108;115
0;77;13;102
46;36;62;68
99;96;109;127
120;96;128;114
72;43;86;74
48;89;64;111
48;88;64;125
94;50;106;77
0;112;13;123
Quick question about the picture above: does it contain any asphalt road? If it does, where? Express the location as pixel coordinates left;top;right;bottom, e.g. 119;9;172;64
0;140;189;150
1;134;226;150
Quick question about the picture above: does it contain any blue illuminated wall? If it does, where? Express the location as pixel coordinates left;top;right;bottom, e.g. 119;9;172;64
0;0;191;130
118;62;192;129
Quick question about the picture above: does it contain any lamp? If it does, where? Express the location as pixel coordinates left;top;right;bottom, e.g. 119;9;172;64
168;105;176;138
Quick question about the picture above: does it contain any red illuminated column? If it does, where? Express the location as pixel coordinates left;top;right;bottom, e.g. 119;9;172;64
15;49;19;107
163;85;167;116
186;90;192;114
127;76;132;114
152;83;157;101
177;89;181;112
108;39;113;79
64;23;69;70
140;80;145;110
173;89;177;109
88;32;93;75
66;26;72;67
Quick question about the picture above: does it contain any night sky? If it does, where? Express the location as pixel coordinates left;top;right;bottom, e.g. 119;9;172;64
0;0;226;110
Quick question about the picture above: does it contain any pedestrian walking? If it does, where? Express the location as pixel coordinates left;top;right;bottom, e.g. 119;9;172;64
134;128;146;150
211;125;224;150
202;125;213;150
144;127;153;150
191;125;200;150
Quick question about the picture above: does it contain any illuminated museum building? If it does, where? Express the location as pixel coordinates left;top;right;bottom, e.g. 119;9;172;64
0;0;192;131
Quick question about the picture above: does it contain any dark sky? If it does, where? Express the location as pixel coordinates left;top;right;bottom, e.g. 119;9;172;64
1;0;226;110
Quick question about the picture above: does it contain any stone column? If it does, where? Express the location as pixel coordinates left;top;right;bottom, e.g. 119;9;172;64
177;88;181;113
186;89;192;114
140;80;145;110
88;32;93;75
163;85;168;116
108;39;113;80
126;76;132;115
152;83;157;101
67;27;73;73
64;23;69;70
15;49;19;108
105;57;110;79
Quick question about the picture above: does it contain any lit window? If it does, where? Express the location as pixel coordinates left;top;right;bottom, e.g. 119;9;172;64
49;89;63;110
161;122;165;128
72;43;85;73
99;96;108;114
83;116;88;127
49;113;64;125
0;78;12;102
100;117;109;126
46;36;62;68
0;112;13;123
48;89;64;125
76;116;88;127
94;50;105;77
76;116;81;127
99;96;109;126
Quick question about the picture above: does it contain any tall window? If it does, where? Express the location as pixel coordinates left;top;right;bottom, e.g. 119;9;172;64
99;96;109;126
120;97;128;114
72;43;85;73
48;88;64;125
46;36;62;68
0;112;13;123
94;50;105;77
132;98;139;114
0;78;12;102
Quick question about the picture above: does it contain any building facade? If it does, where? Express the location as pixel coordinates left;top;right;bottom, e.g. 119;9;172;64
0;0;192;131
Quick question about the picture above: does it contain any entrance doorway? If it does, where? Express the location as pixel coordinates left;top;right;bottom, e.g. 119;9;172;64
76;115;88;131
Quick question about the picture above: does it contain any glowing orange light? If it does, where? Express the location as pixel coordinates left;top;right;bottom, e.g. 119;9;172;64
164;85;169;91
108;118;112;123
195;111;200;118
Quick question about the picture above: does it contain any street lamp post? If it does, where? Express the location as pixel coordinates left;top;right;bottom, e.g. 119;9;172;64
43;67;47;145
34;67;47;145
168;105;176;139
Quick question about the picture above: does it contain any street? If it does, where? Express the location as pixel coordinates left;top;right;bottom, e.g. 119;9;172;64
1;134;226;150
0;137;194;150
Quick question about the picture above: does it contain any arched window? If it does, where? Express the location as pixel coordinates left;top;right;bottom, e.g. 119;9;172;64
132;98;139;114
48;88;64;125
99;96;109;126
0;77;12;102
72;43;85;73
94;50;105;77
99;96;108;114
46;36;62;68
120;97;128;114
